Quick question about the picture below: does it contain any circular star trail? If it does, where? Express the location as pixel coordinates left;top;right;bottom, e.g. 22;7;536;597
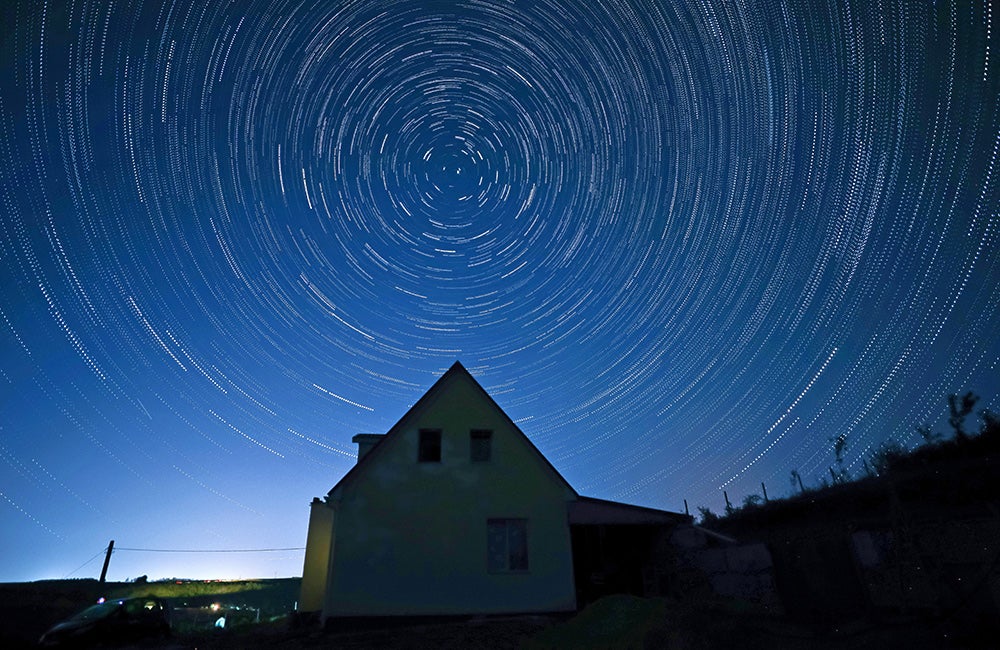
1;0;998;580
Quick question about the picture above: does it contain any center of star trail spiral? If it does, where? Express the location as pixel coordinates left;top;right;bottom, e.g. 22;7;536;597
205;0;684;341
0;0;997;581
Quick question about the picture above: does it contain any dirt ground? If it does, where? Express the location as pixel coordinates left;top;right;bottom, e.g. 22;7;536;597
187;609;990;650
4;586;993;649
137;611;989;650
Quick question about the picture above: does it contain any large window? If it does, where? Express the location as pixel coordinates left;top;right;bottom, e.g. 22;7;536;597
418;429;441;462
470;429;492;462
487;518;528;572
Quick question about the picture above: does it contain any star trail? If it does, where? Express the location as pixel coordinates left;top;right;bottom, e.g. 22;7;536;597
1;0;998;581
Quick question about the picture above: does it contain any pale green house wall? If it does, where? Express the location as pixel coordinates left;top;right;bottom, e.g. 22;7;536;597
299;498;335;612
320;369;578;617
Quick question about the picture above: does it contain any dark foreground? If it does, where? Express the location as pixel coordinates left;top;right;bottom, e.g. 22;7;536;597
0;579;992;649
173;603;991;649
150;616;987;649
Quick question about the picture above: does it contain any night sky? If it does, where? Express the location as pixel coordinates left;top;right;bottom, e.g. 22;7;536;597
2;0;998;583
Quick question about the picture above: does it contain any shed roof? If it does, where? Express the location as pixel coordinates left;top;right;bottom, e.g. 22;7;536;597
568;496;691;525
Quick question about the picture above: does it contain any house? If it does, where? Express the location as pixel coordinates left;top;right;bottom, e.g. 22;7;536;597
300;361;690;622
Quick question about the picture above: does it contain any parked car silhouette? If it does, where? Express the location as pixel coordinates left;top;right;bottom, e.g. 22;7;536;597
38;596;171;647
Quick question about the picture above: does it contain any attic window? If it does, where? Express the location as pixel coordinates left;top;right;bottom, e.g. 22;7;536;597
487;518;528;572
418;429;442;463
470;429;492;462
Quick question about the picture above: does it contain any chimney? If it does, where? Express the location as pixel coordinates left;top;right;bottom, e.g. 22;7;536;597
351;434;385;463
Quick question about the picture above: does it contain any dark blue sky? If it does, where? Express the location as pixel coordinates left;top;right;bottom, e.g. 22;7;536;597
1;0;997;582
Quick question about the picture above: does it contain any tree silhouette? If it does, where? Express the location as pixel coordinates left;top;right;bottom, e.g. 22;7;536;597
790;469;805;493
947;391;979;441
916;424;941;444
697;506;719;526
828;433;850;484
979;409;999;439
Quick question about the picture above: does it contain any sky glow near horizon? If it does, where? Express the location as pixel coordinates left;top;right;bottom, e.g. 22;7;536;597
1;0;998;582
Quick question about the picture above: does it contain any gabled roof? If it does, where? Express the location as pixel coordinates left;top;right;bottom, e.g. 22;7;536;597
326;361;578;499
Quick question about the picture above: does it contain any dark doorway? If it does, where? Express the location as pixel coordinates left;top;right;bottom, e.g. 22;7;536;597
571;524;666;607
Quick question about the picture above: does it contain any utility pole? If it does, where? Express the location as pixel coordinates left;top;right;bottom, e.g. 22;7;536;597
99;540;114;584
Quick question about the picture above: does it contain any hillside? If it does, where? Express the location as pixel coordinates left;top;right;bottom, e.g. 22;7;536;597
693;416;1000;636
0;577;300;648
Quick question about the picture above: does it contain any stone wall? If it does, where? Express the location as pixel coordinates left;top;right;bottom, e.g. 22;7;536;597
669;525;781;608
851;516;1000;621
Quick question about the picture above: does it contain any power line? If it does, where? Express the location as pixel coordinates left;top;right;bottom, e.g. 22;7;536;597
64;546;110;578
114;546;304;553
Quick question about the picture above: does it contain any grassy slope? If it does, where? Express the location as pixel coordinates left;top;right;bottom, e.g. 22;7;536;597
0;577;300;648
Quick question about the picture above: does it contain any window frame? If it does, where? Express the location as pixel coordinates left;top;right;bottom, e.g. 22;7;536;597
486;518;529;573
417;428;442;463
469;428;493;462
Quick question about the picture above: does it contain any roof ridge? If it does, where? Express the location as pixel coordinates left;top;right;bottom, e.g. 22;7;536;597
324;362;578;499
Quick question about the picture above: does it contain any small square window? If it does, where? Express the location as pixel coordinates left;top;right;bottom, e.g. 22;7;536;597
487;518;528;572
470;429;492;462
418;429;441;462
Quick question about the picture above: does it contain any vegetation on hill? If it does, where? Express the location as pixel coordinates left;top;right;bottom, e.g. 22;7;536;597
697;392;1000;529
